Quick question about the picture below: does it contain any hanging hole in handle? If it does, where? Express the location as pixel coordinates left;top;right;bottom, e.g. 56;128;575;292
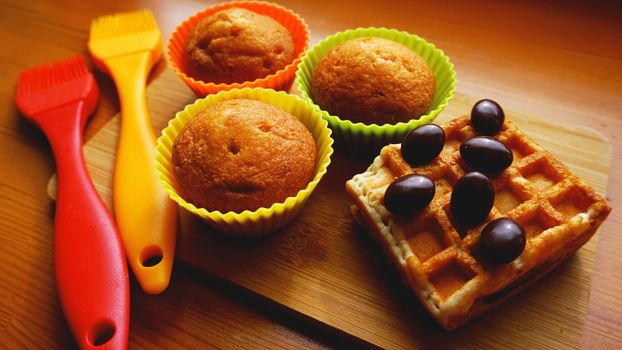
89;321;116;347
140;245;163;268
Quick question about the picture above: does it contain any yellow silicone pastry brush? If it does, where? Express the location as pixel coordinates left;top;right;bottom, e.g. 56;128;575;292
88;10;177;295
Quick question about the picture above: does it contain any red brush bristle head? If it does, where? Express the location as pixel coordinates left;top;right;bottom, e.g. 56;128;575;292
15;55;99;118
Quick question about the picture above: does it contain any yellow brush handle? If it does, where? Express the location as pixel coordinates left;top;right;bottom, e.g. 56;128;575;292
106;52;177;295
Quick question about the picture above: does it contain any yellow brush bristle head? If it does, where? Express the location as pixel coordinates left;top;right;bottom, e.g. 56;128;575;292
88;9;162;69
90;10;158;41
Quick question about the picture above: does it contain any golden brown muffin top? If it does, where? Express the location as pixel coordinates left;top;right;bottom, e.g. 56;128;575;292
311;37;435;124
172;99;317;213
184;8;294;84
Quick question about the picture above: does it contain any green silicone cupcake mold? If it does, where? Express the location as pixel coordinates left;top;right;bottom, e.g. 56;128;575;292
296;27;456;154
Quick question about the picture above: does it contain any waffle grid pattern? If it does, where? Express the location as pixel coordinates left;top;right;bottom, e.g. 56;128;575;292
346;116;610;329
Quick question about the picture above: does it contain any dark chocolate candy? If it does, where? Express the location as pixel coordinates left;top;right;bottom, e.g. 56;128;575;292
480;218;526;264
450;172;494;228
384;174;435;216
460;136;513;174
471;99;505;135
401;124;445;167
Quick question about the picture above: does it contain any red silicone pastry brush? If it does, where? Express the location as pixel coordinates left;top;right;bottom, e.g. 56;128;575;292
15;55;129;349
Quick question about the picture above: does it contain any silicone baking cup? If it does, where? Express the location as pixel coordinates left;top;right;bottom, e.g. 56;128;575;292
168;1;309;97
155;88;334;236
296;27;456;153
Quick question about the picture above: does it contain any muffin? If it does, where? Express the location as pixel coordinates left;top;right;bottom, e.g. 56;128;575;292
184;8;295;84
311;37;435;124
172;99;316;213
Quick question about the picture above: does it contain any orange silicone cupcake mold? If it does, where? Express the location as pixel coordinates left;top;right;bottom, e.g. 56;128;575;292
167;1;309;97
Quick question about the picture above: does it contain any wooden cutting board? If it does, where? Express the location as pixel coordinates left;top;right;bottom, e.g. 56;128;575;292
49;68;611;349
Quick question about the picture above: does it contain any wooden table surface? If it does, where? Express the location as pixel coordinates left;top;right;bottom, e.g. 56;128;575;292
1;0;620;349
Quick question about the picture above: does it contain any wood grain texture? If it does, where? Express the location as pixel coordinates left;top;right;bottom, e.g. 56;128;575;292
59;68;610;349
2;0;621;348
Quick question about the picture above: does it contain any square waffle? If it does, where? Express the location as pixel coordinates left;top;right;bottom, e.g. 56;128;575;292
345;116;611;330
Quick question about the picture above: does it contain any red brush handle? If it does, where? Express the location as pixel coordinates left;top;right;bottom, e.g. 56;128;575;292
38;102;129;349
